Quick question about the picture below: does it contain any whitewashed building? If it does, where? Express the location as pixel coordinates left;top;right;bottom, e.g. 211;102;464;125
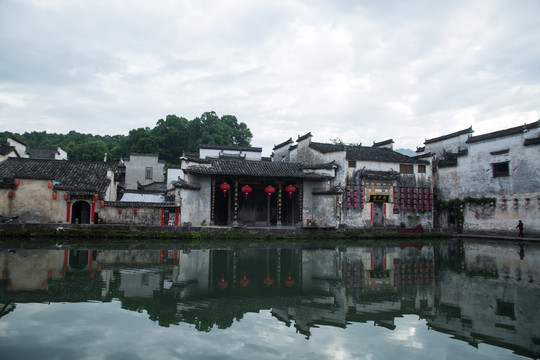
417;120;540;235
274;133;434;229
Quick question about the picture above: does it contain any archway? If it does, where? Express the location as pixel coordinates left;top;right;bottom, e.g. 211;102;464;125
71;201;91;224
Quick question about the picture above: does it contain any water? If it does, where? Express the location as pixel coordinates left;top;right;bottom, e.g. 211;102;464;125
0;238;538;359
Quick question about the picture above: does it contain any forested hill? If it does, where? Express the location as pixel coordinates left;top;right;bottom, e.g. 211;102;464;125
1;112;252;163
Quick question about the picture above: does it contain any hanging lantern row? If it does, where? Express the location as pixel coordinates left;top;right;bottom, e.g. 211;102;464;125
218;183;296;199
396;187;433;212
346;185;364;210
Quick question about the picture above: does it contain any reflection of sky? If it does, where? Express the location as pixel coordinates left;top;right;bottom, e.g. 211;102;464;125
0;302;526;360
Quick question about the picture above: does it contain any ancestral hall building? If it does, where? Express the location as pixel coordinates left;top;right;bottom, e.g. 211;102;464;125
169;133;433;229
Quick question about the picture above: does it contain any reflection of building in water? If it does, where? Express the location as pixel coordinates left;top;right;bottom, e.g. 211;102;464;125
1;242;539;357
430;241;540;358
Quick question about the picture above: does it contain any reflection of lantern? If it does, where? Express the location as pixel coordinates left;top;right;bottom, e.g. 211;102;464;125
93;193;98;201
48;181;53;188
8;190;14;198
217;273;229;290
264;186;275;199
240;271;251;287
64;193;69;201
263;273;274;287
52;192;57;200
100;201;105;208
241;185;252;199
219;182;231;197
14;179;20;186
285;185;296;199
285;273;295;287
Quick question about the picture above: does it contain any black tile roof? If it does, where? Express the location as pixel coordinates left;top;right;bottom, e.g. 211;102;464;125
313;186;343;195
372;139;394;147
524;136;540;146
309;142;427;164
355;170;401;180
466;120;540;144
183;159;333;179
424;126;473;144
0;143;15;156
273;138;293;150
7;134;27;146
0;158;117;195
199;144;262;152
27;148;57;159
137;181;167;193
309;142;346;153
171;178;201;190
297;132;312;142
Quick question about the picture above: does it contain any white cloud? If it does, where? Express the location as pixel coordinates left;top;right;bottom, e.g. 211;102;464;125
1;0;539;155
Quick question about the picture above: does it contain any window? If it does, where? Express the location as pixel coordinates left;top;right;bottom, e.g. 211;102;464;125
418;165;426;173
348;160;356;168
399;164;413;174
145;167;153;179
492;162;509;177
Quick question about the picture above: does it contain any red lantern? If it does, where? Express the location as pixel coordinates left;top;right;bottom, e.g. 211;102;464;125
219;182;231;197
100;200;105;208
264;186;275;199
48;181;53;188
64;193;69;201
240;271;251;287
133;208;138;214
93;193;98;201
52;192;57;200
8;190;14;198
285;273;295;287
14;179;20;186
263;273;274;287
285;185;296;199
217;273;229;290
241;185;252;199
118;208;122;214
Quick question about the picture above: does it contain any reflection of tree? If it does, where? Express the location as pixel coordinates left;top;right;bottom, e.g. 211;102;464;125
121;292;180;327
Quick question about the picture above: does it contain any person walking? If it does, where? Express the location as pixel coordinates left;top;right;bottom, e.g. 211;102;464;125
516;220;524;237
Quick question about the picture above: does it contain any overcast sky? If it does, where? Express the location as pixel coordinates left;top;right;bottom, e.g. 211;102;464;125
1;0;539;156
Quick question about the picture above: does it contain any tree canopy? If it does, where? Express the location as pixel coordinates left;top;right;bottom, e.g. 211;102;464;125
1;111;253;163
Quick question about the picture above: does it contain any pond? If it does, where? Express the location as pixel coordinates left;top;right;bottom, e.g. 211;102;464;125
0;238;539;359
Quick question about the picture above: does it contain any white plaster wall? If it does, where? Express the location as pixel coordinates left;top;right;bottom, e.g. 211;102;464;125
437;132;540;234
423;133;471;157
124;154;165;190
6;138;29;158
167;168;185;188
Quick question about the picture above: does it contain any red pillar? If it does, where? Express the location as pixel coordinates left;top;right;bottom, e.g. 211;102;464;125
66;201;71;223
174;208;179;226
90;202;96;223
88;251;93;270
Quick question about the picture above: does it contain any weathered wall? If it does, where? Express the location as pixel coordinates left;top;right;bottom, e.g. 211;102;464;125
98;206;163;225
0;179;68;223
437;132;540;234
124;154;165;190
